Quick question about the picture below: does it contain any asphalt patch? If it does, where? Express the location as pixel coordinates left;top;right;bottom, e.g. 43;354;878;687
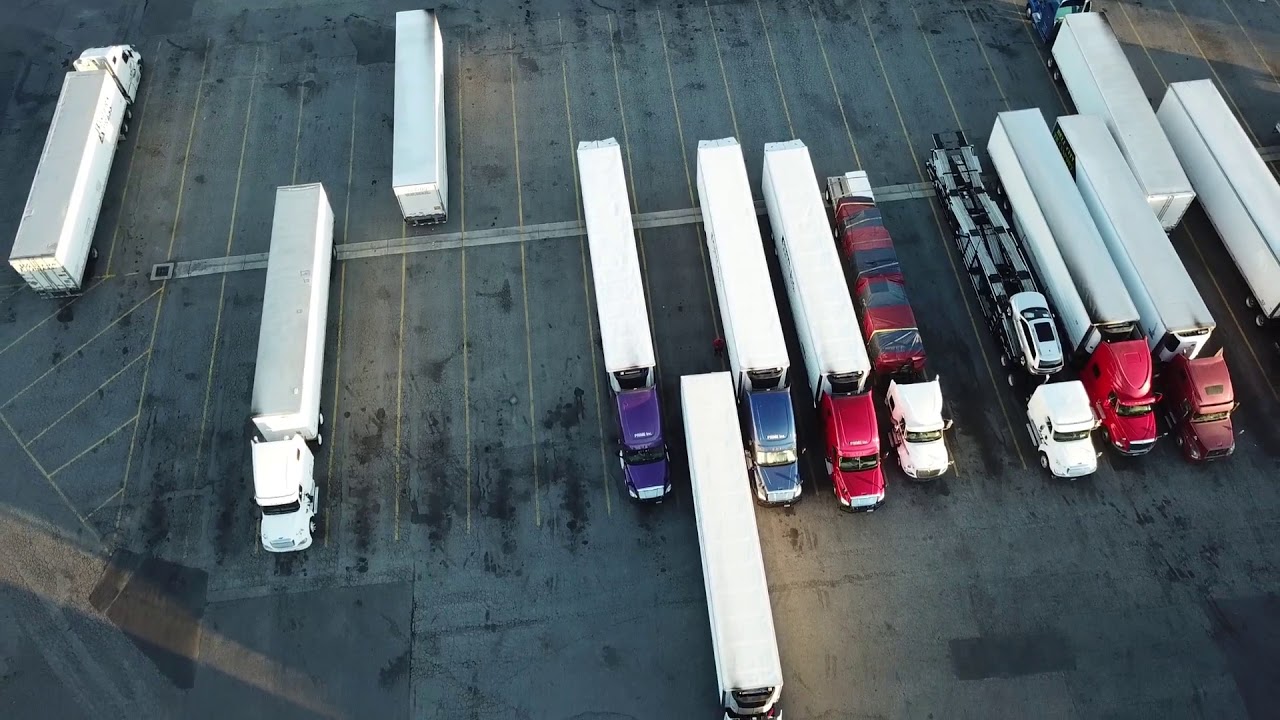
1206;594;1280;718
949;629;1076;681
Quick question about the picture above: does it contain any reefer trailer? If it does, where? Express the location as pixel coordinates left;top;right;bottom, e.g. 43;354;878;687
393;9;447;225
577;139;670;501
762;140;881;511
1158;80;1280;327
251;184;335;553
681;372;784;719
9;46;143;296
697;138;800;506
1054;114;1215;361
1050;12;1195;230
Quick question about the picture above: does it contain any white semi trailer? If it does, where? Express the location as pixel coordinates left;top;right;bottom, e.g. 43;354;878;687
393;9;447;225
1050;12;1195;230
251;183;335;553
1054;114;1215;361
681;372;783;719
9;46;143;296
1158;79;1280;327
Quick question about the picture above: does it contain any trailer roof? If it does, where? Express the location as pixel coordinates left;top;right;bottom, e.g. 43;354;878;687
577;139;655;372
11;71;115;261
992;109;1139;327
680;372;783;692
1058;13;1192;198
696;139;788;369
1057;115;1214;333
392;10;443;189
1166;80;1280;263
763;141;870;376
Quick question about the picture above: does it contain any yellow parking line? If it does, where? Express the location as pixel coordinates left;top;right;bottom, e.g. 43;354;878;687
568;16;614;517
291;83;306;184
1;287;161;409
104;37;163;277
1167;0;1264;148
0;410;102;544
395;250;407;542
86;486;124;520
807;2;861;169
0;278;105;359
192;45;260;488
458;45;473;535
754;0;794;138
24;349;149;446
1018;18;1068;112
1214;0;1279;87
166;38;212;259
859;0;1022;471
50;413;139;478
910;2;963;128
510;38;542;527
703;1;741;140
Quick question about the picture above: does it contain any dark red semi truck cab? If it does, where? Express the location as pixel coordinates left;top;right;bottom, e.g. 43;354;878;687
820;392;884;511
1160;351;1236;461
1080;339;1158;455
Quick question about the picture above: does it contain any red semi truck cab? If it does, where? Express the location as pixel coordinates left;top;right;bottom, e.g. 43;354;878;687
820;392;883;511
1079;339;1157;455
1161;351;1236;461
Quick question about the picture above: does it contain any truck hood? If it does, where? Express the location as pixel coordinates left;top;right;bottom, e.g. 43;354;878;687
261;509;312;552
1191;418;1234;453
747;390;796;448
834;465;884;506
1048;439;1097;477
758;461;800;495
624;457;669;496
616;387;663;448
1111;412;1157;449
906;438;949;475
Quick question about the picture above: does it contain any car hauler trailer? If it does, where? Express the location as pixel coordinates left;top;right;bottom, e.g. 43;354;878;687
928;131;1065;382
250;184;334;553
9;46;143;297
827;170;952;479
392;9;447;225
681;372;784;720
1054;114;1216;361
762;141;881;511
1048;13;1195;230
578;139;670;501
1158;80;1280;328
988;109;1157;456
697;138;801;506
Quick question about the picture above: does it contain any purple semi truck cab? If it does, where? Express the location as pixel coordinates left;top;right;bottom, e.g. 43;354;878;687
616;386;671;501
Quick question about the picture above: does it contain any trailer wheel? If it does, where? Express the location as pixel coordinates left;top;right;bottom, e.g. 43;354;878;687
1257;314;1268;328
1039;452;1049;470
1051;68;1061;83
316;433;323;447
1026;3;1032;19
1007;373;1016;387
126;109;132;121
1175;434;1183;448
1047;56;1056;70
1246;295;1257;309
319;413;324;427
999;353;1009;368
89;248;99;260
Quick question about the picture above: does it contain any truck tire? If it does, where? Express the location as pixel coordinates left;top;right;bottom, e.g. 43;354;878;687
1026;3;1032;19
1246;295;1257;309
1051;68;1061;83
999;353;1009;368
309;516;318;537
1007;373;1016;387
1039;452;1049;470
319;413;324;427
1257;314;1268;328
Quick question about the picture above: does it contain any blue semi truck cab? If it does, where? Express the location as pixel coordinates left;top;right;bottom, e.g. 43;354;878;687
741;384;801;506
1027;0;1092;44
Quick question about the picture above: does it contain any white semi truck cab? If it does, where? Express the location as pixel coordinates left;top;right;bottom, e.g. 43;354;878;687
1027;381;1098;478
75;45;143;103
885;379;952;479
253;435;320;550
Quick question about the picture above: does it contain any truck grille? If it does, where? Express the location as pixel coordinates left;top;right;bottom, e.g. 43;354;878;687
268;538;296;550
914;467;943;479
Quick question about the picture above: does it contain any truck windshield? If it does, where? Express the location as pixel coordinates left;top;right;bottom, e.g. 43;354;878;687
1192;409;1231;423
838;453;879;472
755;448;797;467
621;446;665;465
905;429;942;443
1052;428;1091;442
1115;401;1153;417
261;500;300;515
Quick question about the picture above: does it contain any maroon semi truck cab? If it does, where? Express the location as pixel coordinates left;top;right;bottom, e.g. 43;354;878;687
1161;351;1236;461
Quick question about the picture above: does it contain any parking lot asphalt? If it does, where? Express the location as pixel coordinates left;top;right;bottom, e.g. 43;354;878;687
1;0;1279;717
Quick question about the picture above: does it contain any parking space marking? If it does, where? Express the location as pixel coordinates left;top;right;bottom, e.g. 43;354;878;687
457;44;473;535
1167;0;1265;148
1017;17;1068;113
754;0;795;138
0;280;105;358
1214;0;1280;87
395;250;406;542
703;1;742;140
859;0;1024;471
103;39;163;277
193;45;260;488
0;410;102;544
959;5;1012;112
118;39;212;538
563;16;614;518
291;83;306;184
49;413;139;478
1;287;161;410
807;2;861;169
657;8;722;344
510;39;542;527
910;2;964;132
24;349;150;446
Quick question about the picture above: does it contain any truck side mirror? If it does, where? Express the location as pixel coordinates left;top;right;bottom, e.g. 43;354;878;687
942;418;954;431
1232;401;1240;413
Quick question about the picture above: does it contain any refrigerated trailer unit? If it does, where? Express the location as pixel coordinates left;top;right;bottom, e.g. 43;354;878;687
393;9;447;225
1049;12;1195;230
762;140;882;511
9;46;143;297
681;372;783;719
697;138;800;507
1054;114;1215;361
250;184;335;553
578;139;670;502
928;131;1064;380
1158;79;1280;327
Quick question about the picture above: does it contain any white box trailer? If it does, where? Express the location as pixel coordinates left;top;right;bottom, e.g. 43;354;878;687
251;183;335;553
1055;114;1215;361
393;9;447;225
1051;13;1194;231
1158;80;1280;326
988;109;1139;356
762;140;871;399
681;372;783;717
9;46;143;297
